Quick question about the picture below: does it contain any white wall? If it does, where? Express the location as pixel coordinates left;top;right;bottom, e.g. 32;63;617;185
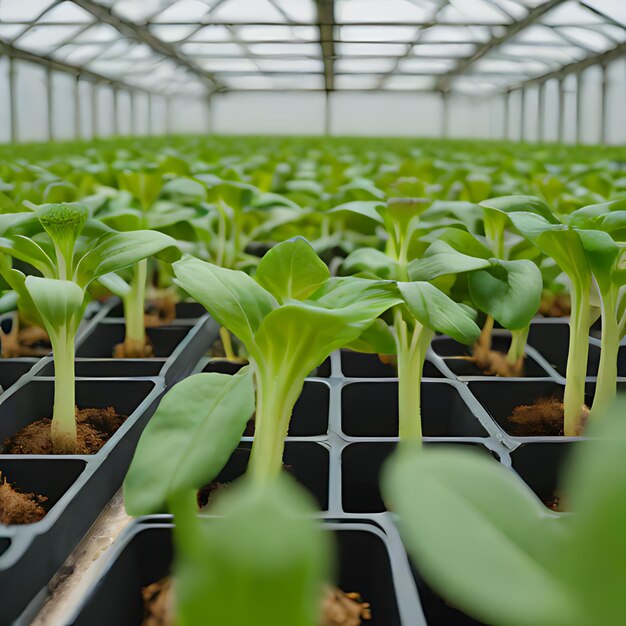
606;57;626;146
213;93;325;135
52;72;77;141
16;61;47;142
169;96;210;134
448;94;493;139
78;80;93;140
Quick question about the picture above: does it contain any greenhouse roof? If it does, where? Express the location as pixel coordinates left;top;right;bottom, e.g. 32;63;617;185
0;0;624;96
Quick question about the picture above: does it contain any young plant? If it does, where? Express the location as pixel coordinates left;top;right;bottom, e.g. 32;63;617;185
382;396;626;626
125;369;330;626
94;171;200;356
0;203;178;452
173;237;401;480
339;199;482;442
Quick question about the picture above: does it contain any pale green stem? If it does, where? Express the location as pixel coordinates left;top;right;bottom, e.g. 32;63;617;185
394;316;434;444
563;281;591;436
123;259;147;347
589;286;619;421
248;360;306;483
168;489;203;559
478;315;494;351
219;326;237;361
50;322;77;453
507;325;530;365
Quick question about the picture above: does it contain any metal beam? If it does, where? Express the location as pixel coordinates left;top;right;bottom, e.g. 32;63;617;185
557;77;565;143
576;72;583;145
69;0;225;93
508;42;626;89
600;63;608;144
436;0;568;91
74;75;82;140
0;40;154;94
316;0;335;92
8;57;17;143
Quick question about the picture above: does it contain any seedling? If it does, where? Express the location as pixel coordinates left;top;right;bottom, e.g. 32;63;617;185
0;203;178;452
173;237;401;479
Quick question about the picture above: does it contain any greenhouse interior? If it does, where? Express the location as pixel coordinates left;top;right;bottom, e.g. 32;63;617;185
0;1;625;625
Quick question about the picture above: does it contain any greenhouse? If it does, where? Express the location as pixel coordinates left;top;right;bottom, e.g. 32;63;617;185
0;1;625;625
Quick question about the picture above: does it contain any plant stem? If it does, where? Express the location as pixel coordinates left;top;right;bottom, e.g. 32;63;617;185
589;286;619;421
50;322;77;453
507;325;529;366
478;315;494;351
395;316;434;444
248;361;305;483
563;282;591;436
123;259;147;356
168;488;202;559
220;326;237;361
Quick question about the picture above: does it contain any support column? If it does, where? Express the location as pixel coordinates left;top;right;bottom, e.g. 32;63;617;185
8;57;18;144
324;91;331;136
537;82;545;143
92;82;99;139
600;63;608;144
130;90;137;137
519;87;526;141
575;72;583;145
112;86;119;136
46;67;54;142
558;78;565;143
441;90;449;138
207;92;213;135
147;93;153;136
166;97;172;135
74;74;82;140
503;89;510;140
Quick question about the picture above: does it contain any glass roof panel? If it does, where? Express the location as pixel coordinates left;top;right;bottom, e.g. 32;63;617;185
246;43;321;56
236;25;318;42
270;0;316;23
38;2;94;23
384;75;436;90
0;24;27;39
412;43;477;56
52;42;109;64
73;23;121;43
336;0;431;24
152;0;213;23
148;24;200;42
255;58;323;72
15;25;88;54
209;0;287;22
556;26;614;51
440;0;513;24
396;57;456;73
336;58;401;73
340;26;419;42
419;25;492;43
199;58;261;72
583;0;626;24
185;25;233;41
543;1;605;25
335;75;380;89
0;0;56;22
336;42;410;56
181;42;245;55
112;0;169;22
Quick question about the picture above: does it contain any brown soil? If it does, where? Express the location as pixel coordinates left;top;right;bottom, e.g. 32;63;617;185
142;578;175;626
144;298;177;328
210;338;226;359
113;339;154;359
471;343;524;377
141;578;371;626
542;495;566;512
507;397;589;436
0;476;47;524
322;586;371;626
196;480;230;510
2;407;127;455
1;325;51;358
538;292;571;318
378;354;397;371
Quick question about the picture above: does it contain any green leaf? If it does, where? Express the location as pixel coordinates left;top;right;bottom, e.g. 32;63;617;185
408;240;491;281
176;475;330;626
344;318;397;355
124;368;255;516
24;276;84;338
173;256;277;348
468;259;542;330
382;447;577;626
118;171;163;210
77;230;180;285
342;248;399;280
480;195;557;223
309;276;401;311
255;238;330;303
437;228;492;259
399;281;480;344
576;229;620;293
0;235;55;277
96;272;131;298
328;201;385;224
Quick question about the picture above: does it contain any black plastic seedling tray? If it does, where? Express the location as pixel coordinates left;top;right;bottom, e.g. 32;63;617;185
64;516;419;626
30;299;219;387
0;375;165;625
